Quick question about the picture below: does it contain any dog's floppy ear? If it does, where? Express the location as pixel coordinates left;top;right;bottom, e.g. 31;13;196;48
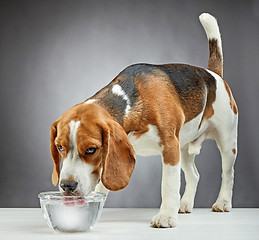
50;121;61;186
101;120;136;191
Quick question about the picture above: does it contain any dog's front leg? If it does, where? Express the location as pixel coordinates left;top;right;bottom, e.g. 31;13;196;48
151;140;181;228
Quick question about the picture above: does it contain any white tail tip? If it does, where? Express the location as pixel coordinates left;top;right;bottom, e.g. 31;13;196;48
199;13;221;41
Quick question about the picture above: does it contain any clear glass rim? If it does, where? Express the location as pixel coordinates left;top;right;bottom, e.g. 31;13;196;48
38;191;106;202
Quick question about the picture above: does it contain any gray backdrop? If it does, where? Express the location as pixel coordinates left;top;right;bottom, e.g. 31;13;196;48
0;0;258;208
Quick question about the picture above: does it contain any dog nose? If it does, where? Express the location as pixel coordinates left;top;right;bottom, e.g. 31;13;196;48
60;180;78;192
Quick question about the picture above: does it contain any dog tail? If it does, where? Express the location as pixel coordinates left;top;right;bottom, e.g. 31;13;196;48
199;13;223;78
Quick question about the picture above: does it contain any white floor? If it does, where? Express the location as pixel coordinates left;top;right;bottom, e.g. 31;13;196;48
0;208;258;240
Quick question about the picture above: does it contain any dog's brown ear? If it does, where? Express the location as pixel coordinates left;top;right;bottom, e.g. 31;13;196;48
101;120;136;191
50;122;60;186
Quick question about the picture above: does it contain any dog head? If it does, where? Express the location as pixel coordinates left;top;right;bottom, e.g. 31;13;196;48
50;101;136;196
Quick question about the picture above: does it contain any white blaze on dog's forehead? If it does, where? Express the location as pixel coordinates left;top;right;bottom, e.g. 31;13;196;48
69;120;81;150
112;84;131;115
85;99;96;105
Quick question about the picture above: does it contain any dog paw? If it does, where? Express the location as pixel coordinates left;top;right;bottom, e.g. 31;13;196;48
151;213;177;228
178;200;193;214
212;200;231;212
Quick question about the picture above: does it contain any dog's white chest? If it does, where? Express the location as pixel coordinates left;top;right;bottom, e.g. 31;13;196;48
128;125;162;156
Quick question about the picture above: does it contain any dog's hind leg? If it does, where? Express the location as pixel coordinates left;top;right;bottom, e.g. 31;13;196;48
179;145;200;213
204;66;238;212
211;114;238;212
212;127;238;212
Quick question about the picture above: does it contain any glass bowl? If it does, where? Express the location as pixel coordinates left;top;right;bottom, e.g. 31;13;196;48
38;191;106;232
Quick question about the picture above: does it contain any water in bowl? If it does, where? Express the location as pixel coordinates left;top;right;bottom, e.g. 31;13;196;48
42;201;103;232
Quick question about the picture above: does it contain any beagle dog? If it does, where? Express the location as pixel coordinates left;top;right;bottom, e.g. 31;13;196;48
50;13;238;228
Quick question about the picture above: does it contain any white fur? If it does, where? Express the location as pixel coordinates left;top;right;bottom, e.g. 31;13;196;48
59;120;99;195
112;84;131;115
206;69;236;127
85;99;96;104
151;162;181;228
199;13;222;53
180;111;208;148
128;125;162;156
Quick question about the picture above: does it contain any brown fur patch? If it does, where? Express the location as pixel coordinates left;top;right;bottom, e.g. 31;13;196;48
154;64;216;128
208;39;223;78
223;80;238;115
101;120;136;191
123;72;185;166
50;122;61;186
199;81;217;129
159;64;215;124
55;122;70;159
67;175;77;182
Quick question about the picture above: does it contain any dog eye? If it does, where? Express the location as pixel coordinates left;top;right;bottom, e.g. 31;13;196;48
57;145;65;153
85;148;96;155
